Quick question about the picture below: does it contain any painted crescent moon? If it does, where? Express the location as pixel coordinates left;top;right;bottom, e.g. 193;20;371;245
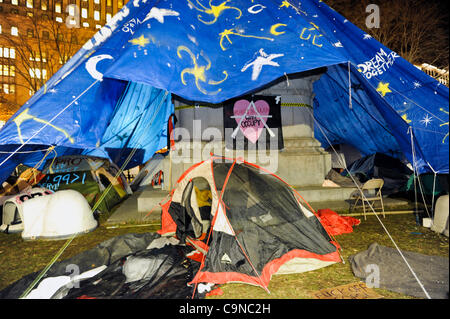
270;23;287;36
85;54;113;81
248;4;266;14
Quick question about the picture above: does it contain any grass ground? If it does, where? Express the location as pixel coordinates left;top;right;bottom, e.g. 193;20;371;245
0;209;448;299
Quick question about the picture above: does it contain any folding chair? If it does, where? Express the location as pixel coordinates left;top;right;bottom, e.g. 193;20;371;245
349;178;385;220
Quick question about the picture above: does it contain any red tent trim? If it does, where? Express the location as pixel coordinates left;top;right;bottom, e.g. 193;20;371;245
189;247;341;288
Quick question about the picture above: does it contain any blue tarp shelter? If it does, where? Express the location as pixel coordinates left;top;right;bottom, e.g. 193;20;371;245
0;0;448;184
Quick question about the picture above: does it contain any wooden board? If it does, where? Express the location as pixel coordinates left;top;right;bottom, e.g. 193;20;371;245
311;281;384;299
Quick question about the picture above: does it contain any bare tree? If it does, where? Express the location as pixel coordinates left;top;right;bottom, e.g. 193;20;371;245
0;1;94;99
326;0;449;70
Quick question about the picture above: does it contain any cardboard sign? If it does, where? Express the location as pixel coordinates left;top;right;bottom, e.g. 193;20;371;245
311;282;383;299
223;95;283;150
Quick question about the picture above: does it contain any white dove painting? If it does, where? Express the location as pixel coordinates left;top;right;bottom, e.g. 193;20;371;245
241;49;284;81
142;7;180;24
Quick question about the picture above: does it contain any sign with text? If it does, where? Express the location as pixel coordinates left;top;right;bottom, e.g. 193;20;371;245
311;282;383;299
223;95;283;150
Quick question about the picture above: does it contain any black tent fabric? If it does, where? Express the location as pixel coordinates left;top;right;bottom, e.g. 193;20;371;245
346;153;413;194
63;244;202;299
349;242;449;299
0;233;204;299
198;162;337;282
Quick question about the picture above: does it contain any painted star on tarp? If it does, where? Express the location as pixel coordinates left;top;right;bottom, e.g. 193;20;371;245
376;81;392;97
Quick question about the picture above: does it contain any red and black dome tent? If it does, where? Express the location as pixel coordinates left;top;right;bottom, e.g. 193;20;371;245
158;156;341;291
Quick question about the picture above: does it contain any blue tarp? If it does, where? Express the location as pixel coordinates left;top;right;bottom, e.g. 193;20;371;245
0;0;448;184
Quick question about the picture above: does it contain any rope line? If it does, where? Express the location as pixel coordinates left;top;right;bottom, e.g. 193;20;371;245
283;72;432;299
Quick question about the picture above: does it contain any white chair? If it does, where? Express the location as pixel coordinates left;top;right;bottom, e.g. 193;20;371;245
349;178;385;220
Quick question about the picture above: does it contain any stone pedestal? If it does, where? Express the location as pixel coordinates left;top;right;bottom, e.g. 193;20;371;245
160;72;331;189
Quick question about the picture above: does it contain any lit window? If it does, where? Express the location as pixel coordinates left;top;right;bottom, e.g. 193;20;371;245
95;24;102;29
3;84;10;94
118;0;123;8
94;11;100;21
11;26;19;36
29;68;47;79
10;66;15;77
107;0;112;7
94;0;100;4
41;1;47;10
0;65;11;76
30;52;46;62
0;24;2;34
55;3;61;13
106;13;111;22
0;48;15;59
26;0;33;8
81;8;87;18
68;5;75;16
56;16;63;23
11;0;18;5
82;22;89;28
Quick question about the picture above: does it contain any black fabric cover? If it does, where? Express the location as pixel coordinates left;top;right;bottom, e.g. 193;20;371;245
63;245;203;299
168;201;195;242
349;242;449;299
200;161;336;276
0;233;159;299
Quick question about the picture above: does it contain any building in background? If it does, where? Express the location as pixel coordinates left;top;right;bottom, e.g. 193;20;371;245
0;0;128;121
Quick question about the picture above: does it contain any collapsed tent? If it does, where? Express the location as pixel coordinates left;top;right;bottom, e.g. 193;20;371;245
158;156;341;289
36;155;132;213
350;242;449;299
0;0;447;187
0;233;206;299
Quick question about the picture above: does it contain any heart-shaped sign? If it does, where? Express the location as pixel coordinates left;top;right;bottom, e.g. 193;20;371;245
233;99;270;143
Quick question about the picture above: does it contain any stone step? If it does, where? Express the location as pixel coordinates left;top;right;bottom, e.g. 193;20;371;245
294;185;358;203
107;184;411;225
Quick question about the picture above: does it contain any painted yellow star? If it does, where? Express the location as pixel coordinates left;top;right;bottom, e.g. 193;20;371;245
280;0;291;8
129;35;150;48
401;114;411;124
376;81;392;97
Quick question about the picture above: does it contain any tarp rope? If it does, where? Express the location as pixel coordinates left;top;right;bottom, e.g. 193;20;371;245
0;80;99;170
408;128;433;221
19;90;169;299
284;73;432;299
427;162;438;218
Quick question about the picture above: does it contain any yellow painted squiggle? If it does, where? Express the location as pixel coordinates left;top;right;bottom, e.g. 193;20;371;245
187;0;242;25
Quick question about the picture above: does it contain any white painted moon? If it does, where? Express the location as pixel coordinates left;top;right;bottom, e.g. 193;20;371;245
85;54;113;81
248;4;266;14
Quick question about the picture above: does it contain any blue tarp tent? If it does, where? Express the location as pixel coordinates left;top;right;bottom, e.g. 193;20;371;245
0;0;448;184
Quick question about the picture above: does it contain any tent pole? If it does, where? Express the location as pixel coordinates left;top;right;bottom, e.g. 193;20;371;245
168;150;172;190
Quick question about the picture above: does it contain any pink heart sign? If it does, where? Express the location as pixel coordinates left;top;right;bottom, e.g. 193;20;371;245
233;99;270;143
